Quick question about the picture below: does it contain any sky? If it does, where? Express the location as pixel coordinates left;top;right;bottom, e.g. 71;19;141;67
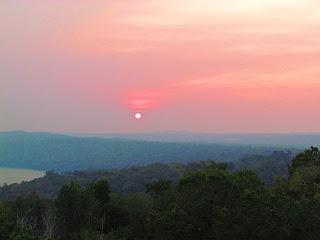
1;0;320;133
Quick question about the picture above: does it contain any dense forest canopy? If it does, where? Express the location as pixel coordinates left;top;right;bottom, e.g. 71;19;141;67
0;147;320;239
0;150;294;200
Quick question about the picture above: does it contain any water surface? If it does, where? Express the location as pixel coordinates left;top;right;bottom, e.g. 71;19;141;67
0;168;45;186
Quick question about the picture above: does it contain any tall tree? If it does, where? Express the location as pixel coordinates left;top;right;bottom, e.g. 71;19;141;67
55;183;86;240
89;180;111;239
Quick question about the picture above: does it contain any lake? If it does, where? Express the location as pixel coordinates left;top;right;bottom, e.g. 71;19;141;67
0;168;45;186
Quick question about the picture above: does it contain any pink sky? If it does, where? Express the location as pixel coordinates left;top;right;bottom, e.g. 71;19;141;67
1;0;320;133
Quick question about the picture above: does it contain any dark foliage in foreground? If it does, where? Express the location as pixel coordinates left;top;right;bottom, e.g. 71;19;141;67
0;147;319;239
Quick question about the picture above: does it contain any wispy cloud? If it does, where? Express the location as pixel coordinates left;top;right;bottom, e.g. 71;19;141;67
2;0;320;132
112;46;156;53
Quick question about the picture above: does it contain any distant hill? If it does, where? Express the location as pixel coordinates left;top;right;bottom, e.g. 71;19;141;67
0;131;290;171
72;132;320;147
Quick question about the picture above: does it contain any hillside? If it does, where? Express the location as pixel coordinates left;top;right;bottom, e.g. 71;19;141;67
0;162;211;200
0;151;294;200
0;131;289;171
74;132;320;147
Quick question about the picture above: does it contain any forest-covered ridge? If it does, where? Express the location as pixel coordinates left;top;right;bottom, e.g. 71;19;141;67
0;131;292;171
74;132;320;147
0;150;293;200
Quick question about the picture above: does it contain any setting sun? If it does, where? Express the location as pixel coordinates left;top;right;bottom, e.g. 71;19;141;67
134;113;142;120
1;1;320;239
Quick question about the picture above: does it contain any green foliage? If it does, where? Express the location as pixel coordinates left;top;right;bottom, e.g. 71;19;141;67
0;147;320;240
14;194;47;236
289;146;320;176
233;151;293;184
90;179;111;210
55;182;86;240
0;162;210;200
0;201;15;239
9;232;36;240
79;230;125;240
111;193;152;240
55;180;128;240
149;166;278;240
146;180;172;198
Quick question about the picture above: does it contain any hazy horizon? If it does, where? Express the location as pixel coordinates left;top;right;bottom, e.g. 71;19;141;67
2;0;320;133
2;130;320;135
2;130;320;148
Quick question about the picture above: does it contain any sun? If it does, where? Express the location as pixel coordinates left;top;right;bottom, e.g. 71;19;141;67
134;112;142;120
